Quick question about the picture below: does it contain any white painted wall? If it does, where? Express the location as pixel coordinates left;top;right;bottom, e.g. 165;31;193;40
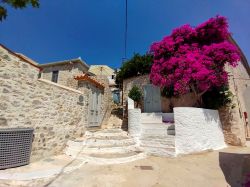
128;97;134;109
128;109;141;138
174;107;226;155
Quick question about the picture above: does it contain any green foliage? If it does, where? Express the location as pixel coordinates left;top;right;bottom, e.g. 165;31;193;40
203;86;235;109
161;86;175;98
116;53;153;86
128;86;142;103
0;0;39;21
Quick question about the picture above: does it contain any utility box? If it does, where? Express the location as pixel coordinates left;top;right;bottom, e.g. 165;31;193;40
0;128;34;169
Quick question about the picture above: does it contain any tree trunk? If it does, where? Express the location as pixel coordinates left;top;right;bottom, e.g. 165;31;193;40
190;84;206;108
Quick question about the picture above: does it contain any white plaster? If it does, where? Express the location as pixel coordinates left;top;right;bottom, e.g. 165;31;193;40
127;97;134;109
174;107;226;155
77;152;147;165
141;113;162;123
140;123;176;157
128;109;141;138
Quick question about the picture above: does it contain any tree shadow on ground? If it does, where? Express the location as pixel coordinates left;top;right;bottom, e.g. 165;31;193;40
219;152;250;187
111;107;123;120
110;106;128;131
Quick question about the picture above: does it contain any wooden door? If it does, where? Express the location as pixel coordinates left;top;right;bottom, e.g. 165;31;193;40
143;84;161;112
89;89;101;127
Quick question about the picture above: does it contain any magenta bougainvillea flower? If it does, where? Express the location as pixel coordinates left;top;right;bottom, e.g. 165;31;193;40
150;16;240;99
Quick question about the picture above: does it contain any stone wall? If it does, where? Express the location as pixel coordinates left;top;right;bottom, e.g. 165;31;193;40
161;93;197;112
123;68;250;146
41;63;86;89
218;63;250;145
123;75;150;106
123;75;197;112
0;46;88;161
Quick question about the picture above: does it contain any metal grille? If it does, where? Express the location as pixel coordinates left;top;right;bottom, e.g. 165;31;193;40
0;128;34;169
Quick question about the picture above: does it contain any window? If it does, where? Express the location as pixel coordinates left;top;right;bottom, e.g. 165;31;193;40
52;70;59;83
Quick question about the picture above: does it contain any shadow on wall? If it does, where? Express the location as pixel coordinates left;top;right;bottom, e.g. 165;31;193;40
202;109;220;123
219;152;250;187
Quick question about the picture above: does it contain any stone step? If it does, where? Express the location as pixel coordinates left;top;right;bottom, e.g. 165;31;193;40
86;151;140;159
141;123;170;129
140;142;175;149
141;113;163;124
167;129;175;135
65;137;136;149
85;138;136;148
164;123;175;130
67;145;140;156
140;134;175;140
141;146;176;157
141;123;175;130
77;152;147;165
141;129;168;136
86;135;130;140
94;129;125;134
140;138;175;146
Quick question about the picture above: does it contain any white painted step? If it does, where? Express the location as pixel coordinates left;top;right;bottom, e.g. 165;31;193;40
141;113;163;124
141;123;172;129
67;145;140;156
65;138;136;150
77;152;147;165
140;138;175;146
167;129;175;135
86;129;126;134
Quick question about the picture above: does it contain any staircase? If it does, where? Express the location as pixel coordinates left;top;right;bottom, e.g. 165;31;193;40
140;113;176;157
64;128;146;165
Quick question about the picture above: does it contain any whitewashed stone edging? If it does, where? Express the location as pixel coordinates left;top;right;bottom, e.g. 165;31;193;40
77;152;147;165
128;97;135;109
174;107;227;155
128;108;141;138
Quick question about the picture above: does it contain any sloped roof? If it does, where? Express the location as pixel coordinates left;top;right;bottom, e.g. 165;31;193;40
40;58;89;70
228;35;250;76
0;44;41;70
74;74;105;89
15;53;38;66
88;65;115;76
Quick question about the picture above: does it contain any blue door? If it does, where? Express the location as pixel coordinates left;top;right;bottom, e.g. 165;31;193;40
143;84;161;112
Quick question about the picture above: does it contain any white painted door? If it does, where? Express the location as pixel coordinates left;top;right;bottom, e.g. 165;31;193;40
89;89;101;127
143;84;161;112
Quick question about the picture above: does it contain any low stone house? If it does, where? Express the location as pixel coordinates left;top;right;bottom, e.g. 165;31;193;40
39;58;90;89
0;44;112;161
89;65;121;104
123;37;250;146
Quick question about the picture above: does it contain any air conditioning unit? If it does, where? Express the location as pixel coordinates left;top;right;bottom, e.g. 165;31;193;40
0;128;34;169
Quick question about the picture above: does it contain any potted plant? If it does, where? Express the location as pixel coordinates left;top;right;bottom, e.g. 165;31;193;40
128;85;142;108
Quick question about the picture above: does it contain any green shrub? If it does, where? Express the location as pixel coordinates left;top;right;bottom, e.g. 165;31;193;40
128;86;142;103
203;86;235;109
116;53;153;86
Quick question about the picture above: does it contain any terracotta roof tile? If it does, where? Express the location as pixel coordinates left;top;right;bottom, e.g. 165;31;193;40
74;74;105;89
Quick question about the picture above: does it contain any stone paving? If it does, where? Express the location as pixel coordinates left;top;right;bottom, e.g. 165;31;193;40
0;146;249;187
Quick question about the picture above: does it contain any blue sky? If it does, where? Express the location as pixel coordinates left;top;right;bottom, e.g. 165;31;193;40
0;0;249;68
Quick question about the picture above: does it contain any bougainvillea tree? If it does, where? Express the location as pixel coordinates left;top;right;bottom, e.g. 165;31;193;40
150;16;240;106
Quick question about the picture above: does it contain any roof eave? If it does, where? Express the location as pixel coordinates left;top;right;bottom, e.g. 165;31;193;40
228;35;250;76
40;58;89;70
